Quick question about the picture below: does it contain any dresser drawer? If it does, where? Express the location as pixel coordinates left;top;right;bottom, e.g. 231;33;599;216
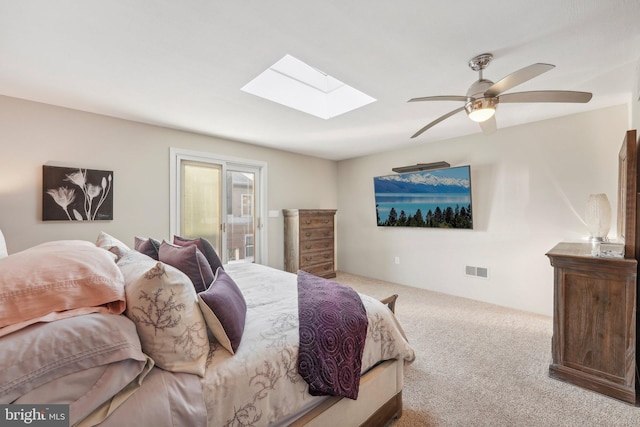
300;249;333;267
300;238;333;253
300;228;334;241
302;262;335;278
299;215;334;229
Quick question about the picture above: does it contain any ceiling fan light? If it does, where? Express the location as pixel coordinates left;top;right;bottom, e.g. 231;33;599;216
468;107;495;122
465;98;498;122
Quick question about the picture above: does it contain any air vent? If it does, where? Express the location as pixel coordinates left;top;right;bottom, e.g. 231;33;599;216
466;265;489;279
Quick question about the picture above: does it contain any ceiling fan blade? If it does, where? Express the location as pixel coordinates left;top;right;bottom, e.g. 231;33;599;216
408;95;468;103
485;63;555;97
479;116;497;135
411;106;465;139
499;90;592;103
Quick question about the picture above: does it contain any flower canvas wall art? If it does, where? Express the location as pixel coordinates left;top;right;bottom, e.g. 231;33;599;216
42;165;113;221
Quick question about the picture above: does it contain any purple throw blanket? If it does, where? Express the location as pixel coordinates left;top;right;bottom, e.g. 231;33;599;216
296;270;368;400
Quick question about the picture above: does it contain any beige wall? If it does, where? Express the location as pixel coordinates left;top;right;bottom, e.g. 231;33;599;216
0;94;632;316
336;105;628;316
0;95;337;269
633;61;640;131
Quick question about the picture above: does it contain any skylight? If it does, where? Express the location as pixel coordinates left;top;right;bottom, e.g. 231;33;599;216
241;54;376;119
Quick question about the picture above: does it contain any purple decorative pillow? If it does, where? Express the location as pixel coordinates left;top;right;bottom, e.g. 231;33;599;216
197;268;247;354
134;237;161;260
158;241;214;293
173;236;223;273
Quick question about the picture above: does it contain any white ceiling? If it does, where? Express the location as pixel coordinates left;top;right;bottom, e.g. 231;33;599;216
1;1;639;160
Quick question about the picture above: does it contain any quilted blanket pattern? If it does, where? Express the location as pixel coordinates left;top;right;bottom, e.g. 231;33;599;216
201;263;415;427
297;270;368;399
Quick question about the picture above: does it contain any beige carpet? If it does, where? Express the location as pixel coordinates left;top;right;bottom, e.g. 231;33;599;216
335;272;640;427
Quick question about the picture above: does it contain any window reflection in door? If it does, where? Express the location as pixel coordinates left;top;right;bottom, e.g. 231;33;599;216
180;161;221;253
226;170;255;263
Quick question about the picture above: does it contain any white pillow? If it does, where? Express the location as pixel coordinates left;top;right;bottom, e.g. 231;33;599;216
96;231;130;261
0;229;8;259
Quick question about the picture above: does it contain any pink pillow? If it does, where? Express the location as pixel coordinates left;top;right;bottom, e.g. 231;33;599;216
0;240;126;337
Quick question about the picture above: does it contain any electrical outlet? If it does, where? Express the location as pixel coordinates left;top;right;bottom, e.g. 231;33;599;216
394;256;400;265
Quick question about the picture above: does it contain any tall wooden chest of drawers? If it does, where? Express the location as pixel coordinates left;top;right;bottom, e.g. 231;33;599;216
283;209;336;278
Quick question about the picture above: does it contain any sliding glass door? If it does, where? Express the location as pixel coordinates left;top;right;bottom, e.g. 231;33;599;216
171;149;265;264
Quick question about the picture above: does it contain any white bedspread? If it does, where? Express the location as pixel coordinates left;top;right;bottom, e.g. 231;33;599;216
201;263;415;427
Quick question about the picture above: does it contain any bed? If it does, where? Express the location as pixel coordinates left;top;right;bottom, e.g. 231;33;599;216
0;233;415;427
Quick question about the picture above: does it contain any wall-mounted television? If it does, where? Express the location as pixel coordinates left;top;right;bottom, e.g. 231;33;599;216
374;165;473;229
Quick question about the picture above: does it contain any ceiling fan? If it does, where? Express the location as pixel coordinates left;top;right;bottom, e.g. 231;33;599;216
408;53;592;138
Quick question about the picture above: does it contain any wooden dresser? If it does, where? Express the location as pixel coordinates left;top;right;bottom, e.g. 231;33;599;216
546;242;638;404
283;209;336;279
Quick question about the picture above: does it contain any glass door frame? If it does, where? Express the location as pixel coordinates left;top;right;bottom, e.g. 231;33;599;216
169;147;267;264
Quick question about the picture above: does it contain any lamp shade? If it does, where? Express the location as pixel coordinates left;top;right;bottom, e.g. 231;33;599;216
585;193;611;242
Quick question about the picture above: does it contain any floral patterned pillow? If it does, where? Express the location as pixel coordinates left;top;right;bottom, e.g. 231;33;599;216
117;250;209;377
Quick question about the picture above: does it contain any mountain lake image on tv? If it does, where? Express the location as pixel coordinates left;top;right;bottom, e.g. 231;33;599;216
374;165;472;229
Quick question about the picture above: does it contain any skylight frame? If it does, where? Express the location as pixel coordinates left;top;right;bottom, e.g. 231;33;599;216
241;54;376;119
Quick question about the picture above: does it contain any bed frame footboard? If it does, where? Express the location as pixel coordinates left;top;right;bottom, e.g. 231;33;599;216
361;390;402;426
291;359;404;427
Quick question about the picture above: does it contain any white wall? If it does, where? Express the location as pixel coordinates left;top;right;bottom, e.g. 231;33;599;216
0;95;337;269
336;105;628;316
